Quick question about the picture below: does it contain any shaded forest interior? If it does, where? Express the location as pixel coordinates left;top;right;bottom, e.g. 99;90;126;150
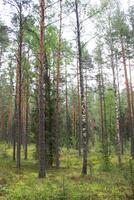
0;0;134;199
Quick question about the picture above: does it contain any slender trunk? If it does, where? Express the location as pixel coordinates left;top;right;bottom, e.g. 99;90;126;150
16;3;23;169
38;0;46;178
48;67;54;166
77;60;82;156
85;68;89;147
129;59;134;127
22;71;29;160
120;36;134;158
72;91;76;148
98;59;109;166
7;96;13;143
129;58;134;154
13;63;19;161
8;62;14;144
101;65;108;150
65;64;69;149
75;0;88;175
110;46;121;165
35;74;39;159
100;62;108;153
24;87;29;160
55;0;62;168
98;68;104;145
21;88;25;147
115;53;124;154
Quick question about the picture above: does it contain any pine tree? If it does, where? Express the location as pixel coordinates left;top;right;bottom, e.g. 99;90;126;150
38;0;46;178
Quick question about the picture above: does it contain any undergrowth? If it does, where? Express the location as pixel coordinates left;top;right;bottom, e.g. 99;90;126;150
0;143;133;200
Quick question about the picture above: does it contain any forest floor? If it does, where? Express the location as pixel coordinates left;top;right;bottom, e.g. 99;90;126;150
0;143;133;200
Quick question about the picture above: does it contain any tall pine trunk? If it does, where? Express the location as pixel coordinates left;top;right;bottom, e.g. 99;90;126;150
65;64;69;150
16;3;23;169
38;0;46;178
55;0;62;168
24;83;29;160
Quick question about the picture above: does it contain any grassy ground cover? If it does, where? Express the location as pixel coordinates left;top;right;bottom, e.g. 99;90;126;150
0;143;133;200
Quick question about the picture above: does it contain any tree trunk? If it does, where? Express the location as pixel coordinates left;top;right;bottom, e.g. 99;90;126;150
97;59;109;167
115;53;124;155
55;0;62;168
128;59;134;128
77;59;82;156
7;96;13;143
98;67;105;147
75;0;88;175
16;3;23;169
38;0;46;178
65;64;69;150
110;46;122;165
13;63;19;161
120;36;134;158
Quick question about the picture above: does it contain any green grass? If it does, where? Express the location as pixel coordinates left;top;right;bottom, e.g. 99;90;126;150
0;143;133;200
